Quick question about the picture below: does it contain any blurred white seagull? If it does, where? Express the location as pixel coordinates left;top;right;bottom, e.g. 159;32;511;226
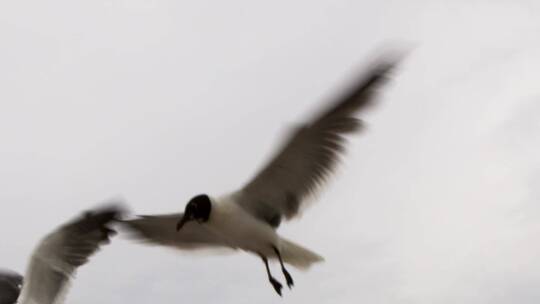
0;204;122;304
124;57;398;296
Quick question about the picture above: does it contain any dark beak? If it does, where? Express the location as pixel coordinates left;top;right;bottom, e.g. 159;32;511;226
176;214;191;231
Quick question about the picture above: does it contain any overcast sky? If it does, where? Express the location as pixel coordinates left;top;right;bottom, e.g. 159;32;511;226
1;0;540;303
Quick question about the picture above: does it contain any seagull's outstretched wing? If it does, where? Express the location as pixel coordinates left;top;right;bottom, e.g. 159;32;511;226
0;270;23;304
18;205;122;304
236;59;398;227
123;214;233;250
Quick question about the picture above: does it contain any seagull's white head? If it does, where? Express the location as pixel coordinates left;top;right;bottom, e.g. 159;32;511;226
176;194;212;231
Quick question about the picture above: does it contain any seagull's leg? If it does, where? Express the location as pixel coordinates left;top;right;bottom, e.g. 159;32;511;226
259;254;283;296
273;246;294;288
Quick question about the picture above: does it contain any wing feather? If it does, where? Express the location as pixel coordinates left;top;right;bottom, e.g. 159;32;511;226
18;205;122;304
236;59;398;226
123;214;232;250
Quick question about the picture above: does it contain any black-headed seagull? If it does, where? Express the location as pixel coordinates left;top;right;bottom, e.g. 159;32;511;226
124;58;398;296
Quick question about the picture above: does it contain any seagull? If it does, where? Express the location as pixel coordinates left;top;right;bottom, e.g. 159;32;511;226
0;270;22;304
0;204;122;304
124;58;398;296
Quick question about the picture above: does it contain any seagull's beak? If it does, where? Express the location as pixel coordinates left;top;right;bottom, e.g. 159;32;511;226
176;214;191;231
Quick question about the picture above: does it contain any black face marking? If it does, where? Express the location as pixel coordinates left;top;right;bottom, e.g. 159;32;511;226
185;194;212;223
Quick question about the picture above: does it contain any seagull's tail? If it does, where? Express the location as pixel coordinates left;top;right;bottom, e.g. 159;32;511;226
280;238;324;270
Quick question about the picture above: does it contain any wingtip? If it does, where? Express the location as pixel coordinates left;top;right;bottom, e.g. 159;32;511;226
363;46;410;82
86;200;130;221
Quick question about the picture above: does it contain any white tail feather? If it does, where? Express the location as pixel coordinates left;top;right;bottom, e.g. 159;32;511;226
280;238;324;270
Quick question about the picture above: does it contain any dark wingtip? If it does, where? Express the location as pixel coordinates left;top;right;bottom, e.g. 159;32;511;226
86;200;129;222
316;49;406;121
67;200;130;239
362;45;410;83
362;50;407;89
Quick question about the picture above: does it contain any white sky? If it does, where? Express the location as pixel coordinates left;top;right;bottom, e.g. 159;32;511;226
1;0;540;303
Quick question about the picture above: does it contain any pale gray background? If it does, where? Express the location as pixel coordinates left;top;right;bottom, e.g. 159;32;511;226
1;0;540;303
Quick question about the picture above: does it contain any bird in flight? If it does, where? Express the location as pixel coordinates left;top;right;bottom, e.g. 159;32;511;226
124;57;398;296
0;270;22;304
0;204;122;304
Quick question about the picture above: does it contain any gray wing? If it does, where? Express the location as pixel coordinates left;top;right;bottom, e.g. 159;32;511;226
0;270;22;304
123;214;233;250
236;59;397;227
18;205;121;304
